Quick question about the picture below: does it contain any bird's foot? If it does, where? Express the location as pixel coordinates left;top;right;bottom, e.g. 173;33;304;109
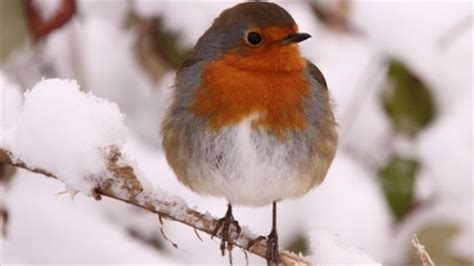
247;235;266;250
247;231;281;266
266;229;281;265
211;207;241;256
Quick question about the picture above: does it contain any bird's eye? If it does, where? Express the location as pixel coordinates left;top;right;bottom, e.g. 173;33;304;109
246;32;262;47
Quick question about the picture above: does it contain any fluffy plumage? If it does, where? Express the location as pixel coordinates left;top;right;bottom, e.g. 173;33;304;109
161;2;337;206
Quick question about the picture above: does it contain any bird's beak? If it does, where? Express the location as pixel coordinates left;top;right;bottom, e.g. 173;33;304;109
282;32;311;45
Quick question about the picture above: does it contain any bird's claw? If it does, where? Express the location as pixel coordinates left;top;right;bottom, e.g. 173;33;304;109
266;230;281;265
211;211;241;256
247;231;281;266
247;235;266;250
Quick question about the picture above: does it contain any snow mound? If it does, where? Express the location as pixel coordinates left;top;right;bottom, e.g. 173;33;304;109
310;230;381;265
10;79;128;194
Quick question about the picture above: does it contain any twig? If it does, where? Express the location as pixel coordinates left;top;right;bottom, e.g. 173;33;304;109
0;148;311;265
194;226;204;242
411;234;435;266
437;13;472;50
340;53;386;140
25;0;77;43
307;0;364;36
157;214;179;249
0;207;8;237
243;248;249;266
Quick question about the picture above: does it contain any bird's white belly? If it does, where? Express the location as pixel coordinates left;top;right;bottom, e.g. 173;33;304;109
187;117;312;206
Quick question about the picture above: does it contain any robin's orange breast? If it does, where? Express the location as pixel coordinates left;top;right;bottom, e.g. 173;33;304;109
191;45;309;138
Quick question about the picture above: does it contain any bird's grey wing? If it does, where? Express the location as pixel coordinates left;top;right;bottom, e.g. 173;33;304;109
306;61;327;89
303;60;337;188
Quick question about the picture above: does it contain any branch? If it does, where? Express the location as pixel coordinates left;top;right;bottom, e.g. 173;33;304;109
411;234;435;266
437;13;472;50
25;0;77;43
307;0;364;36
0;148;311;265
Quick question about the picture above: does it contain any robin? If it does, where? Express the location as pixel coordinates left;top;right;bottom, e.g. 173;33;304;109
162;2;337;265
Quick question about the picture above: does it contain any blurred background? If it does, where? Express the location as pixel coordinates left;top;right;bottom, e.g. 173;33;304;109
0;0;472;265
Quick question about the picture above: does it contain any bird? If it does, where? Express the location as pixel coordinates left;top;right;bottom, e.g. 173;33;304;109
161;2;337;265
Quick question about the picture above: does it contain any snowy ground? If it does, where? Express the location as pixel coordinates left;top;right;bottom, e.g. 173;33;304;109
1;0;472;265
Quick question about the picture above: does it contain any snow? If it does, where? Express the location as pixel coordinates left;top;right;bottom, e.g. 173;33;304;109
387;199;473;264
1;169;177;265
417;95;472;199
134;1;239;47
447;200;474;262
33;0;62;22
9;79;128;194
77;0;129;26
350;1;472;112
44;15;170;146
309;230;381;265
293;153;392;262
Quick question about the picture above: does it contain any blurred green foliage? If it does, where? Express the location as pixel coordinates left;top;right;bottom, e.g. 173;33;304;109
409;225;471;265
126;13;191;83
285;233;309;255
0;0;28;61
378;155;419;221
154;23;190;69
381;59;436;136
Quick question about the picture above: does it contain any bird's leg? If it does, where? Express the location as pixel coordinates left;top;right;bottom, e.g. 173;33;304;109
266;201;281;265
211;203;242;257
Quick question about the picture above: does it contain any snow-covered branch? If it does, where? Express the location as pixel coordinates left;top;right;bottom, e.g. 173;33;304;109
0;147;311;265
